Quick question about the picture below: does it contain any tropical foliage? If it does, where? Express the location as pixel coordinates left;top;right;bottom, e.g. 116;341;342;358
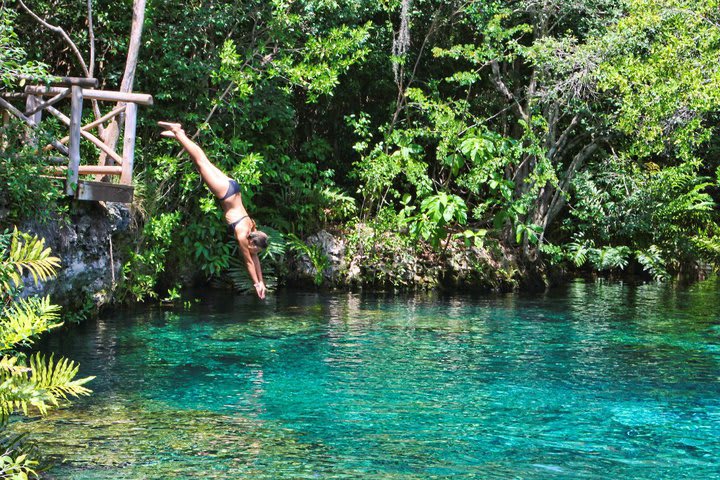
0;7;46;87
3;0;720;295
0;228;93;478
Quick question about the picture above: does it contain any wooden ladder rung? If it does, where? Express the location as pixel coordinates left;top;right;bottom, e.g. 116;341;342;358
47;165;123;175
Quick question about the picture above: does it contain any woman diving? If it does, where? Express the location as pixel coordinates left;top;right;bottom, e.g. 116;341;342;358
158;121;268;299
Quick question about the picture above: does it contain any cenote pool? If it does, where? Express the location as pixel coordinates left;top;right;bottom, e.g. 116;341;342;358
15;280;720;479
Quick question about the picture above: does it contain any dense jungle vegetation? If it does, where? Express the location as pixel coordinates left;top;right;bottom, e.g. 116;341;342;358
3;0;720;296
2;1;720;475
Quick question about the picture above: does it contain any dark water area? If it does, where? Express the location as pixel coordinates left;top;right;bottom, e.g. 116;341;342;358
15;280;720;479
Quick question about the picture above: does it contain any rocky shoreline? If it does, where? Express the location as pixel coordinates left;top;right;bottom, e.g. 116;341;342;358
18;202;554;316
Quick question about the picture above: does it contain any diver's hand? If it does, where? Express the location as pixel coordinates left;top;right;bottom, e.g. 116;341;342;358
254;281;266;300
158;121;184;138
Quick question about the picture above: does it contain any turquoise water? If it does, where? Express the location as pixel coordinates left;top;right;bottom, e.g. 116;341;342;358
20;280;720;478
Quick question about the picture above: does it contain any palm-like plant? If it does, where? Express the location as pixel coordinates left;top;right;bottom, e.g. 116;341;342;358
0;228;94;477
0;228;60;294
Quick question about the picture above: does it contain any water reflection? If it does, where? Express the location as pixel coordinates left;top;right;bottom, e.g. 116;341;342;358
18;280;720;479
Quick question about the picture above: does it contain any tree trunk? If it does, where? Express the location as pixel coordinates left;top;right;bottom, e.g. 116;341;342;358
97;0;146;176
529;140;603;249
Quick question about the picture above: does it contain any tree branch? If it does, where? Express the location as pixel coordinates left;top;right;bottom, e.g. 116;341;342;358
85;0;103;131
490;60;529;122
541;139;603;238
16;0;90;77
548;113;579;160
87;0;96;77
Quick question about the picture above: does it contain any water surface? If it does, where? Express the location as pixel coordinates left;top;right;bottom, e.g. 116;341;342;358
19;280;720;478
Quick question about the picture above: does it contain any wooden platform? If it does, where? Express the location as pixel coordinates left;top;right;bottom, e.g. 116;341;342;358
76;181;134;203
1;75;151;204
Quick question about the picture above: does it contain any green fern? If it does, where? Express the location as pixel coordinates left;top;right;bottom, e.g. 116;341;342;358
30;354;93;410
692;235;720;263
287;233;329;286
0;354;93;420
591;245;631;271
0;228;93;428
0;297;62;352
635;245;668;281
0;228;61;294
567;241;592;267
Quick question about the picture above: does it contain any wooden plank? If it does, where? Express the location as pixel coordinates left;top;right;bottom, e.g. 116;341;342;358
78;105;126;134
76;180;133;203
48;165;123;175
26;86;153;106
0;97;68;154
16;74;98;88
120;102;137;185
67;86;83;196
50;105;125;148
0;97;37;126
45;106;124;164
25;89;70;117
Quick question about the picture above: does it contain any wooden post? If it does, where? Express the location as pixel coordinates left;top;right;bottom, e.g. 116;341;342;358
67;86;83;196
25;95;42;125
24;95;41;147
120;102;137;186
120;103;137;185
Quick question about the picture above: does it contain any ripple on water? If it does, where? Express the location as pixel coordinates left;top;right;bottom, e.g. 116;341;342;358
20;281;720;479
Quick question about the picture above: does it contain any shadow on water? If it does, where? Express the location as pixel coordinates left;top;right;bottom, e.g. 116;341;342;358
16;279;720;479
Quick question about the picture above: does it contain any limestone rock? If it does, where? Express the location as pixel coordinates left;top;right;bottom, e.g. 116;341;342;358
22;202;132;312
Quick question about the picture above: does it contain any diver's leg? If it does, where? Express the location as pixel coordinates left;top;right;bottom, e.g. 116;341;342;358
190;152;233;199
160;122;233;199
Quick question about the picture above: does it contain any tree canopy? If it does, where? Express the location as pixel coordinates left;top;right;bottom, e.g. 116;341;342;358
3;0;720;290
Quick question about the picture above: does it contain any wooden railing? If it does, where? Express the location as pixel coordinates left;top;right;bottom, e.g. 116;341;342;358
0;76;153;202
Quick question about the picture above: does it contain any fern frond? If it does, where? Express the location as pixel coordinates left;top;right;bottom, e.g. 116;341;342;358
30;353;94;403
0;356;30;376
3;227;60;291
0;355;48;421
0;353;93;421
635;245;667;281
568;241;590;267
0;296;62;353
692;235;720;263
593;245;631;270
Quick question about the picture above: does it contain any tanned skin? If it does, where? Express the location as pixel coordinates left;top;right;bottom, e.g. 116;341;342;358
159;121;266;299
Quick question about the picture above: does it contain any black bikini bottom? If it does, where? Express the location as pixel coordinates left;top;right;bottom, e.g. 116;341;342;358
220;179;240;201
228;215;249;234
